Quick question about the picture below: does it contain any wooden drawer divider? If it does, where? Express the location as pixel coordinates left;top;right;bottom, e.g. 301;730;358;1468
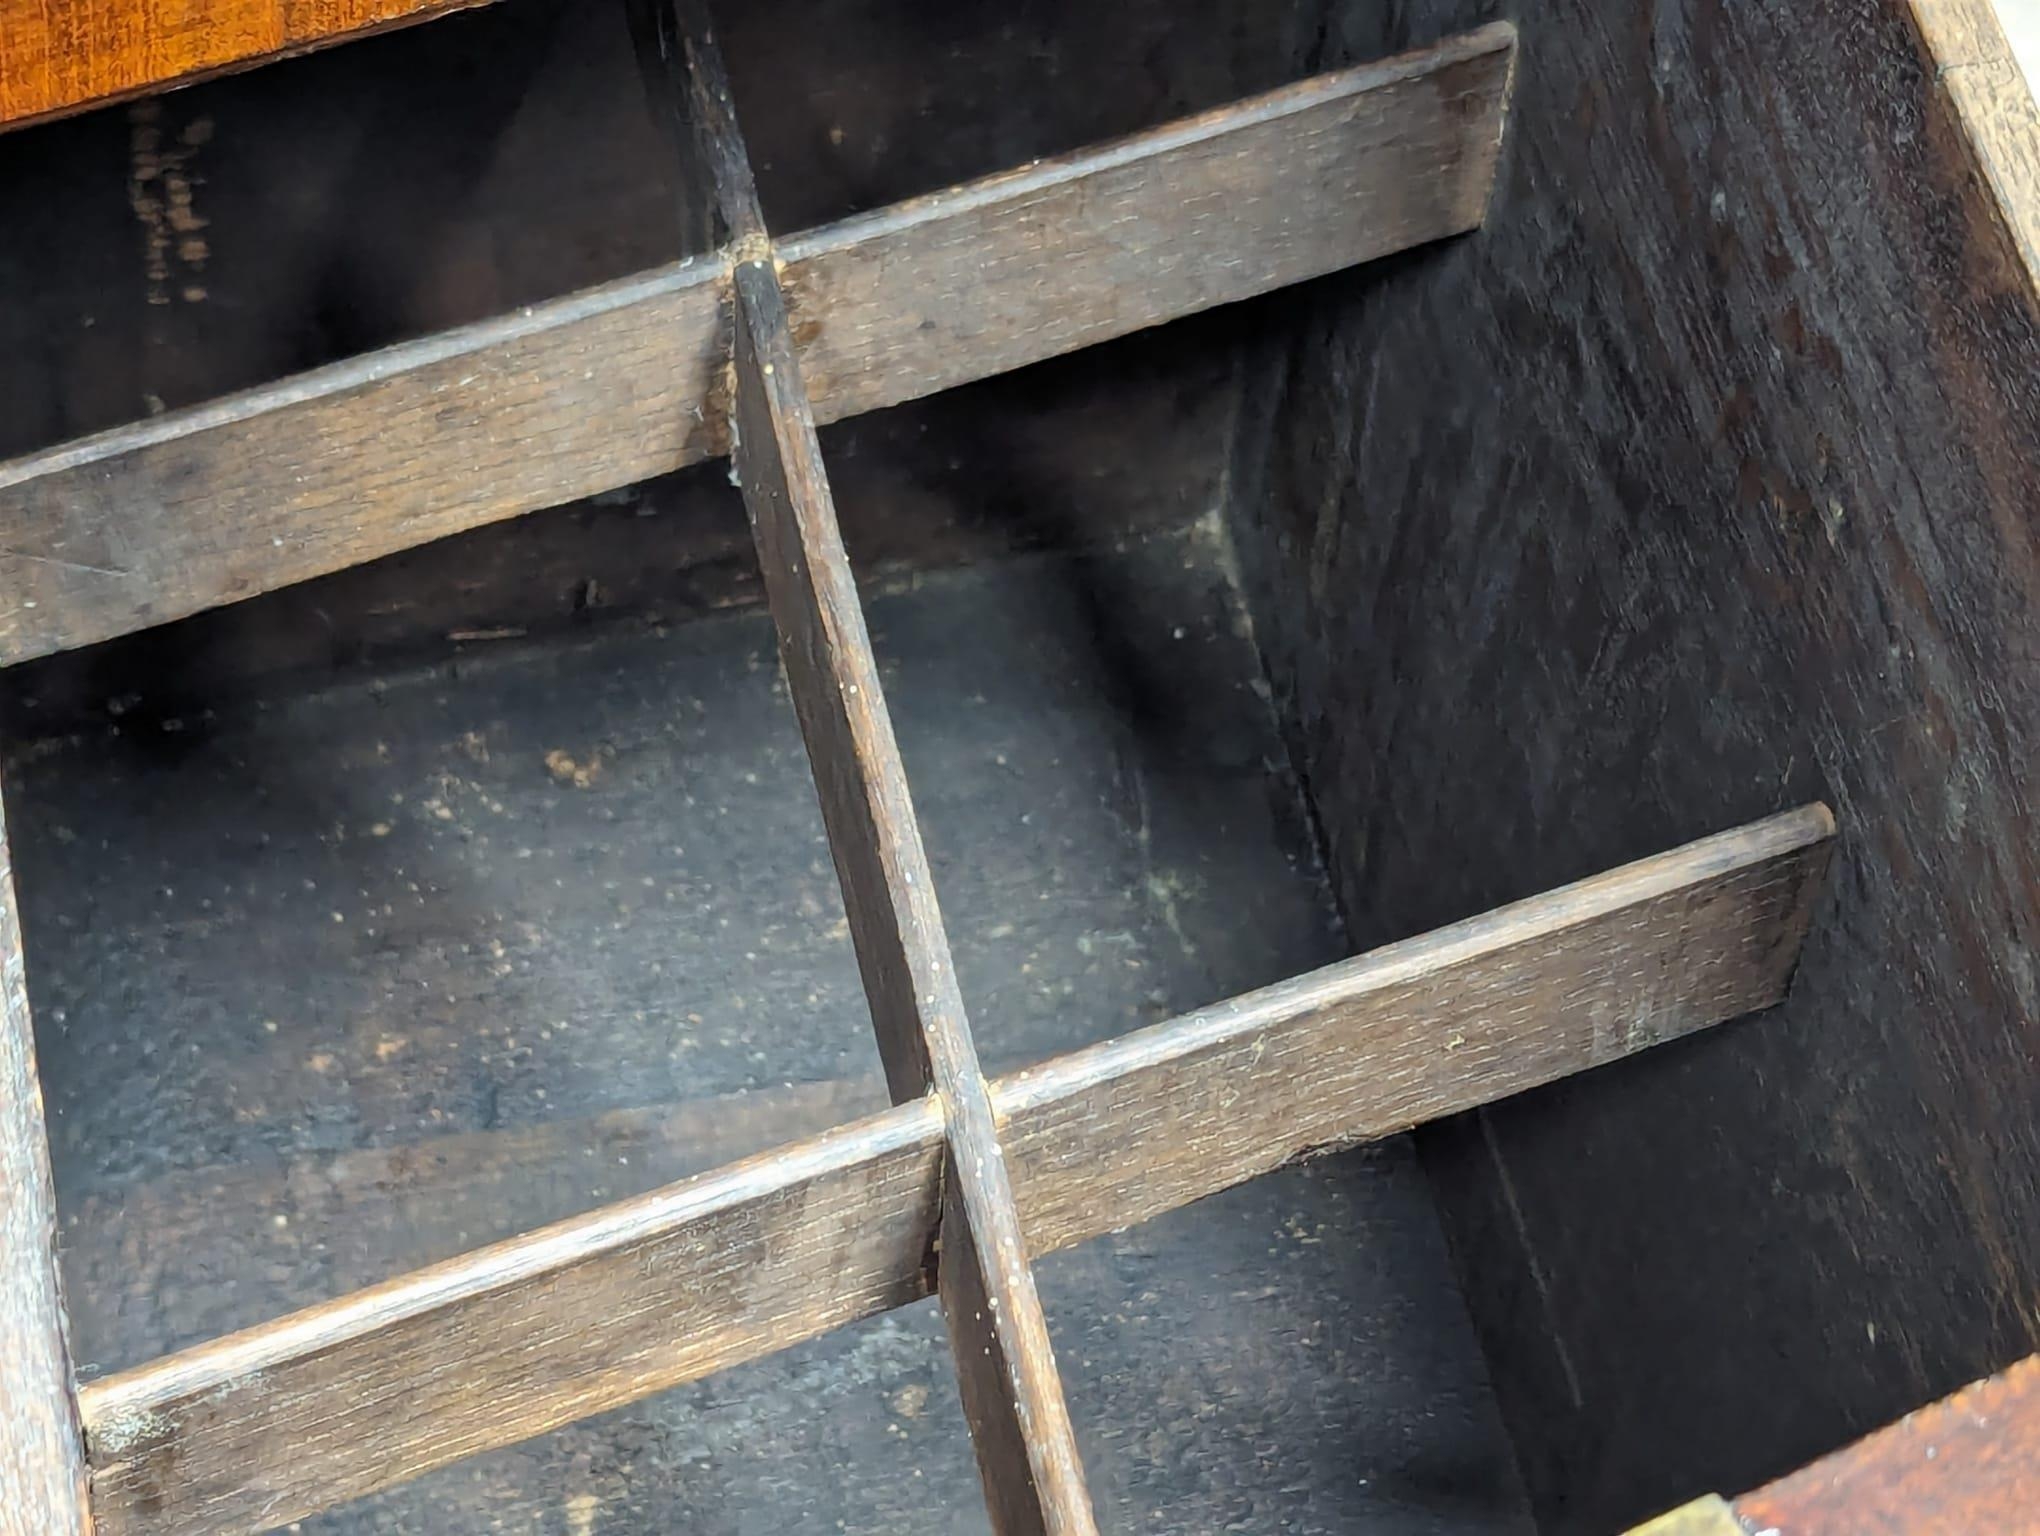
0;11;1841;1534
0;20;1517;668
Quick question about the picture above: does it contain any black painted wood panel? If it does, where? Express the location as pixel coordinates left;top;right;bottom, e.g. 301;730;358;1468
1232;1;2040;1529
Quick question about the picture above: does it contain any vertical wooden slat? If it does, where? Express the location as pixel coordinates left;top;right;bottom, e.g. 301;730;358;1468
637;7;1097;1526
0;786;93;1535
626;0;763;253
729;237;1099;1536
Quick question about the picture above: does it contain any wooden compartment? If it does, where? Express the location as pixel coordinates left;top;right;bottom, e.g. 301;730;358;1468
0;1;2031;1533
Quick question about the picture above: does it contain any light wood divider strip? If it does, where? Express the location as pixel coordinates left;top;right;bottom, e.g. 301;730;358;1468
660;7;1097;1526
778;20;1512;428
0;22;1515;667
997;803;1836;1254
74;804;1833;1536
1908;0;2040;292
732;256;1097;1536
0;786;92;1534
79;1100;948;1536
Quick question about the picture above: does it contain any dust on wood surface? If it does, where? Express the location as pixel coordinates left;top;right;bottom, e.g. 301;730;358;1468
0;0;494;131
61;774;1824;1533
0;0;1314;724
24;527;1534;1533
730;255;1100;1532
50;476;1827;1532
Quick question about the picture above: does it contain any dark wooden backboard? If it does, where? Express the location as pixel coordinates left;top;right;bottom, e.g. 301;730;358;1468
0;0;1323;733
1229;0;2040;1529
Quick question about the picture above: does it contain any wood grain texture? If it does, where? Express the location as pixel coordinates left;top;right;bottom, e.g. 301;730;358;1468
24;518;1526;1532
69;803;1831;1536
0;0;1309;733
0;0;493;131
777;21;1514;427
1230;0;2040;1527
0;789;91;1533
728;261;938;1103
730;256;1096;1536
0;24;1514;667
77;1099;948;1536
667;0;765;250
1997;0;2040;90
1735;1352;2040;1534
0;260;731;662
668;7;1098;1515
1911;0;2040;285
61;1080;897;1371
998;804;1834;1256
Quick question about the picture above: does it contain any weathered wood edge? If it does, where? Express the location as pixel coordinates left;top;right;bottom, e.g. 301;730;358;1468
666;0;768;249
777;16;1513;272
70;803;1832;1536
779;21;1515;427
0;784;92;1533
732;258;1097;1536
697;0;1099;1500
74;1097;945;1410
0;23;1515;666
0;0;496;135
1909;0;2040;291
1628;1349;2040;1533
996;803;1835;1253
76;1099;948;1536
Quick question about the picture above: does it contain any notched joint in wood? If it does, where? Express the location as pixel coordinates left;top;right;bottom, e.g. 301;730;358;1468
726;230;776;269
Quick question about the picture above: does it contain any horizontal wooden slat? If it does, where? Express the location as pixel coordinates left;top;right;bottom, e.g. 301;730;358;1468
75;802;1829;1536
0;0;495;132
79;1099;949;1536
732;258;1097;1535
0;263;733;662
63;1077;896;1360
0;22;1515;667
780;20;1513;426
998;802;1836;1253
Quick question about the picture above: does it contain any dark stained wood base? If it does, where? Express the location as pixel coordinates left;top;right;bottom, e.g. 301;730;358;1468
24;528;1537;1534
